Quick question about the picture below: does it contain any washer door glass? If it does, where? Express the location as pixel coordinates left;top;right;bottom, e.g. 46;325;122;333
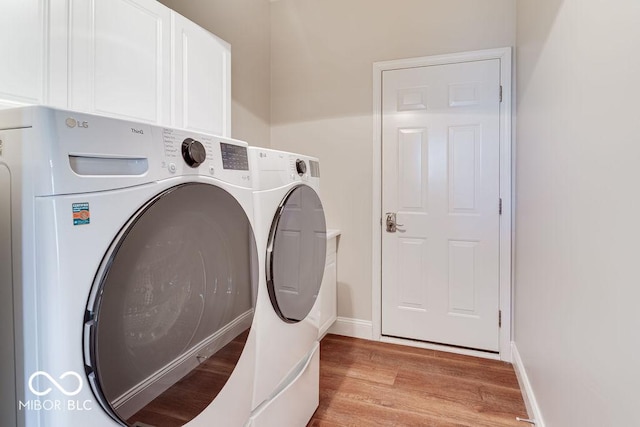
85;183;258;426
267;185;327;323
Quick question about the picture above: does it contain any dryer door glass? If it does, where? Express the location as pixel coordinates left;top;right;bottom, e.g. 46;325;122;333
85;183;258;426
267;185;327;323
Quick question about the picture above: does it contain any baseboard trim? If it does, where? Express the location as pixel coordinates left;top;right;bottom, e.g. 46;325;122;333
327;317;373;340
511;342;546;427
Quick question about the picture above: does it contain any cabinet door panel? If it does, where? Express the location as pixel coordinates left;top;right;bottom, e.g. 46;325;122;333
47;0;70;108
0;0;44;107
172;12;231;136
319;238;338;338
69;0;171;123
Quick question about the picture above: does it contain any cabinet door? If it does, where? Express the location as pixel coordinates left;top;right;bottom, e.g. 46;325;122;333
0;0;45;109
319;237;337;338
68;0;171;124
172;12;231;136
47;0;70;108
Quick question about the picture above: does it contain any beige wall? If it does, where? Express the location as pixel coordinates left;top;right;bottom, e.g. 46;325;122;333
515;0;640;425
158;0;271;147
270;0;516;321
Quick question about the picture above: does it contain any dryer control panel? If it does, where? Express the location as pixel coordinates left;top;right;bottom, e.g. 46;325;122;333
248;147;320;191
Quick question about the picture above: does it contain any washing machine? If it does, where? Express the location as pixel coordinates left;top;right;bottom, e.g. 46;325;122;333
247;148;326;427
0;106;260;427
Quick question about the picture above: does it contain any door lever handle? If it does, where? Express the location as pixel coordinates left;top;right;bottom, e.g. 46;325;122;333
385;212;403;232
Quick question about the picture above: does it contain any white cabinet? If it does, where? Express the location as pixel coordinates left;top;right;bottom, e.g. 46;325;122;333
1;1;231;135
67;0;172;124
48;0;70;108
172;12;231;136
0;0;67;110
0;0;45;109
318;230;340;339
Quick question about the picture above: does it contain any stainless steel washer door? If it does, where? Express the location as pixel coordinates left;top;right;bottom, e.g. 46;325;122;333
266;185;327;323
84;182;257;426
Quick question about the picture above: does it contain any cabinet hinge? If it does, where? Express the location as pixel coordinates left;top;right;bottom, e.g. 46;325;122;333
499;85;503;103
499;310;502;328
499;198;503;215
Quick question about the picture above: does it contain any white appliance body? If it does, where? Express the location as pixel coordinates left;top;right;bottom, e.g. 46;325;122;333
0;107;258;427
248;147;326;427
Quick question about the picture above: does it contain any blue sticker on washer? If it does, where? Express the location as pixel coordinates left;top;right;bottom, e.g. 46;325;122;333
72;202;90;225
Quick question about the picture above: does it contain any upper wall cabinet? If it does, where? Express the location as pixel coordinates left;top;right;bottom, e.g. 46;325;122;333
0;0;46;108
0;1;231;136
172;13;231;136
68;0;172;124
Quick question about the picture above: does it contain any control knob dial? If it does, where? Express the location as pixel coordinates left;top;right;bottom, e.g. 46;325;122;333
182;138;207;168
295;159;307;176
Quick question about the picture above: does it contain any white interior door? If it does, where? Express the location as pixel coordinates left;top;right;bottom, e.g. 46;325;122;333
381;59;501;352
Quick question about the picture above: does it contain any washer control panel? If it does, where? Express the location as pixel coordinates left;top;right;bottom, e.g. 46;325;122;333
163;128;215;167
2;106;254;195
220;142;249;170
161;127;251;187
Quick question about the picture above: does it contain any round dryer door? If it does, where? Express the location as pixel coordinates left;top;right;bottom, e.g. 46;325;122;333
267;184;327;323
84;183;258;426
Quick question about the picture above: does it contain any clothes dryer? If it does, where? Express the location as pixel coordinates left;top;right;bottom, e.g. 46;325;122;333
0;106;258;426
247;148;326;427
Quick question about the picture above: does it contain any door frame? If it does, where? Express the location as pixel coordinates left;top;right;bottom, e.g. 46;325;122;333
371;47;513;361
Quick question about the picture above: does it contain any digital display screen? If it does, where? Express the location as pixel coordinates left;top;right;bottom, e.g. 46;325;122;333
220;143;249;170
309;160;320;177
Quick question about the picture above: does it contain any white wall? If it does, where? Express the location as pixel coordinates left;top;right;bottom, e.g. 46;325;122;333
158;0;271;147
270;0;516;321
515;0;640;425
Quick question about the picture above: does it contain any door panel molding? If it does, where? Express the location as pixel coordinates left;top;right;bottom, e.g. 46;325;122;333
372;47;513;361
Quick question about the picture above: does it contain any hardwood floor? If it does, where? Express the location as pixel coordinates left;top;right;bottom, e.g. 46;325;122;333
308;334;527;427
126;331;527;426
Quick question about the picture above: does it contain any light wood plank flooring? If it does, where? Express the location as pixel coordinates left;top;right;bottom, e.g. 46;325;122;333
308;334;527;427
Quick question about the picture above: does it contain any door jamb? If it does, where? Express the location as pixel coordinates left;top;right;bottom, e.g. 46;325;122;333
371;47;513;361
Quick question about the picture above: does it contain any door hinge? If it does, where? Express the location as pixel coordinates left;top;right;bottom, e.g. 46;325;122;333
499;198;503;215
499;310;502;328
499;85;503;103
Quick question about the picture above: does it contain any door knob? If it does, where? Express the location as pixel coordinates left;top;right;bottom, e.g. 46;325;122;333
385;212;403;232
